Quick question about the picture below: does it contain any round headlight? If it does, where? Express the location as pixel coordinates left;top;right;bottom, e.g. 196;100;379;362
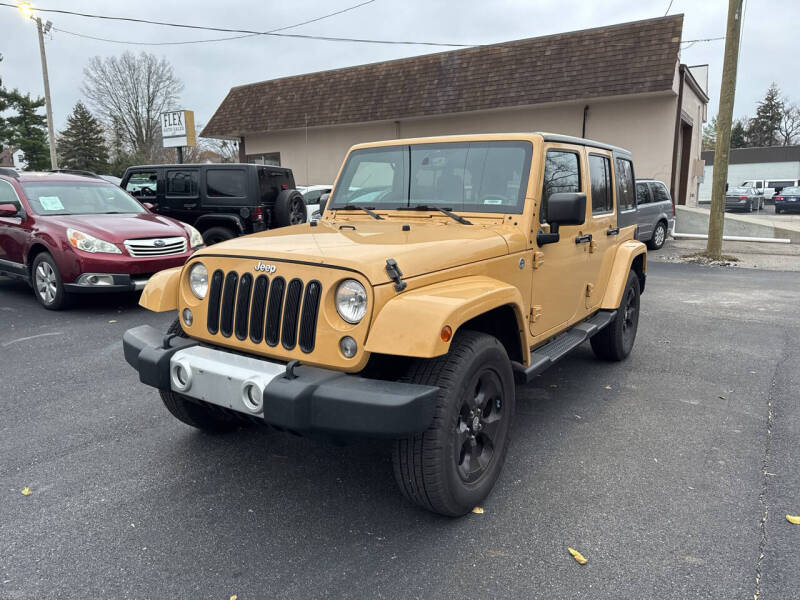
335;279;367;324
188;262;208;299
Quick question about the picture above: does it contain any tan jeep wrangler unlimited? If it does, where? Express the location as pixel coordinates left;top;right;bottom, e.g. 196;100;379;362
124;133;646;516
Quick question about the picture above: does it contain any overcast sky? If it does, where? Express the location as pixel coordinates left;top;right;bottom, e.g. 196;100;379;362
1;0;797;134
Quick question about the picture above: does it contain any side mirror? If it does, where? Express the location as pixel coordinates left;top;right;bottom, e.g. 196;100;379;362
319;193;330;214
0;203;19;217
537;193;586;246
142;202;155;211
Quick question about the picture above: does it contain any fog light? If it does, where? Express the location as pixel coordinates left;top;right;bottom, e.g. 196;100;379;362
339;336;357;358
171;361;192;392
241;381;264;413
182;308;193;326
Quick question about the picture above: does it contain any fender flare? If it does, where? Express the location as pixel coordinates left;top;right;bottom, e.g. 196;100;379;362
139;266;182;312
365;276;527;359
194;213;245;234
599;240;647;309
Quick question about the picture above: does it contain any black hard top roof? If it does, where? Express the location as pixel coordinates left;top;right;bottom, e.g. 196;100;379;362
125;163;290;170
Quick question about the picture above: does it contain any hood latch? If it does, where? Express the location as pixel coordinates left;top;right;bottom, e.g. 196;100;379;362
385;258;407;292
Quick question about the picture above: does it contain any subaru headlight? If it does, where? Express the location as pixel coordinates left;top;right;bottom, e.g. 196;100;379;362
184;224;204;249
66;228;121;254
335;279;367;324
188;262;209;299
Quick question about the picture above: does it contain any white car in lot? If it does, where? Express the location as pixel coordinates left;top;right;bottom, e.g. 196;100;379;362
296;184;332;220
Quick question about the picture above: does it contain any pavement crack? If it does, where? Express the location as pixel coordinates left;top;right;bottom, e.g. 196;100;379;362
753;338;786;600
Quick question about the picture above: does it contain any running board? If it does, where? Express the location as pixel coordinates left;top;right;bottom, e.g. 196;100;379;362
512;310;617;384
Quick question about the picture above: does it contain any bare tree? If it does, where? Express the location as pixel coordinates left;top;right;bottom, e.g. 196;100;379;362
83;52;183;161
778;103;800;146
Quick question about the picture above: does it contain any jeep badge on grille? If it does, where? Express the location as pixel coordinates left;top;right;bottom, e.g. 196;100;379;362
254;261;277;273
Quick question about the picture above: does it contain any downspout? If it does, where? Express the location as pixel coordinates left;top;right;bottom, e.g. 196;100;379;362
238;136;246;163
581;105;589;138
670;65;686;201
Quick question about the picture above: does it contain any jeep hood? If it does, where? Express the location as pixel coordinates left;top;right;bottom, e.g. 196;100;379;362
197;220;527;284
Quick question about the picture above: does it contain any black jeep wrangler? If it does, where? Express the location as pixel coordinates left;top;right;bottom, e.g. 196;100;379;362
120;163;306;244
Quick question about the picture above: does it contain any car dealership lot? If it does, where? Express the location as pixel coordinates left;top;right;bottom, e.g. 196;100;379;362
1;261;798;599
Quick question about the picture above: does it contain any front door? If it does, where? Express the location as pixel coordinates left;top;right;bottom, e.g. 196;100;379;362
0;179;29;274
529;145;590;337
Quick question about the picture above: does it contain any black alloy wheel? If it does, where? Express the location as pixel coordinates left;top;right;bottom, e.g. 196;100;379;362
289;197;306;225
455;369;505;483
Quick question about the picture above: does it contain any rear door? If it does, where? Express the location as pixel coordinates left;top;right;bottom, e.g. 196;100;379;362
164;167;200;223
634;182;652;240
648;181;673;228
583;151;618;310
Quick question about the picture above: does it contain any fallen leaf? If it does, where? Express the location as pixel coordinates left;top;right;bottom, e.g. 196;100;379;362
108;319;118;323
21;487;31;496
787;514;800;525
568;547;587;565
718;396;726;400
230;595;238;600
471;506;484;514
604;385;612;390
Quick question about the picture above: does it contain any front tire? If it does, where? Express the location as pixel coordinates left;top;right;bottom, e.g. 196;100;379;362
590;269;640;361
202;226;235;246
392;331;515;516
159;319;241;433
32;252;68;310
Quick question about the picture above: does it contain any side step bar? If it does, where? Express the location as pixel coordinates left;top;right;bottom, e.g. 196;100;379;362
512;310;617;384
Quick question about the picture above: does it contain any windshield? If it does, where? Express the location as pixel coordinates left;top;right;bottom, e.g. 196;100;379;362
329;141;533;214
781;187;800;194
21;181;146;215
728;187;751;194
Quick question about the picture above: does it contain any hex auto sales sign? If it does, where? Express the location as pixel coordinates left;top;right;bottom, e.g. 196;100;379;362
161;109;197;148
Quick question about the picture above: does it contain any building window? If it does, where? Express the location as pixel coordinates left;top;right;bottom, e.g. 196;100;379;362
540;150;581;223
246;152;281;166
589;154;612;214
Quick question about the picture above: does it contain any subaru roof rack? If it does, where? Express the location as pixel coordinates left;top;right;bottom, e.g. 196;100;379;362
48;168;102;179
0;167;20;179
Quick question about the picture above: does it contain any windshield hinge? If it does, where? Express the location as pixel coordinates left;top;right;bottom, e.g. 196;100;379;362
532;251;544;269
385;258;407;292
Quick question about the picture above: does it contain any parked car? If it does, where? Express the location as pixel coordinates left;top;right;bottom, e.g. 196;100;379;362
774;186;800;213
741;179;800;201
619;179;675;250
0;168;203;310
120;163;306;245
123;132;647;516
296;184;332;220
725;186;763;212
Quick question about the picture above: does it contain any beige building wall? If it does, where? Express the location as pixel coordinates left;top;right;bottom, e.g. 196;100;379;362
244;93;680;189
677;82;708;207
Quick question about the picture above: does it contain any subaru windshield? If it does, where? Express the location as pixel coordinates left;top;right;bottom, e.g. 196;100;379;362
21;181;146;215
328;141;533;214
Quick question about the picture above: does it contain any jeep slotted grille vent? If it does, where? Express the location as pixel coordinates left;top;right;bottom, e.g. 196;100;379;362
205;270;321;354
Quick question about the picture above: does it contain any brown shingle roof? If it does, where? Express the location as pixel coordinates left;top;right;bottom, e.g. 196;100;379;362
202;15;683;138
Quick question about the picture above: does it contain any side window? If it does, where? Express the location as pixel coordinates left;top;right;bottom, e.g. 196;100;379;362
206;169;246;198
166;170;199;197
636;182;650;205
541;150;581;223
588;154;612;214
304;190;322;204
649;182;672;204
615;158;635;212
125;171;158;197
0;180;21;210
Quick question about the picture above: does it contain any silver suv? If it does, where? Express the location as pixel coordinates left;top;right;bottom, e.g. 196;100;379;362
619;179;675;250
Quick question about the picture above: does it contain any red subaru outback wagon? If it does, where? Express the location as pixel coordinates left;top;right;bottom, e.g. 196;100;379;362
0;169;203;309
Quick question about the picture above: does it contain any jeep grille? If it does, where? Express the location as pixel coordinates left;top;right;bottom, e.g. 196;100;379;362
206;269;321;353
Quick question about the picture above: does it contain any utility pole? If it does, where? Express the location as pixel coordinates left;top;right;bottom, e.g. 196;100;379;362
706;0;744;258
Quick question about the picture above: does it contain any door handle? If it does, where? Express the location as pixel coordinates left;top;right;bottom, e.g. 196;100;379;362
606;227;620;236
574;233;592;244
183;203;197;209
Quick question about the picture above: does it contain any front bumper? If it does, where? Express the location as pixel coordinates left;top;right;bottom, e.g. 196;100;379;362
65;273;151;293
123;325;439;437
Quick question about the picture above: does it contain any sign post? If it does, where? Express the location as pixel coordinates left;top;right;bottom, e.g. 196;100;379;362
161;109;196;164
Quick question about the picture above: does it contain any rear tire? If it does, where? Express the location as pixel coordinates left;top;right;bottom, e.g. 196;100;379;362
274;189;307;227
202;226;235;246
647;221;667;250
590;270;640;361
392;331;515;516
159;319;241;433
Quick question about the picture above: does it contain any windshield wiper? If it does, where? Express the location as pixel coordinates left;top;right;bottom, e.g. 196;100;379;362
339;204;383;220
397;205;472;225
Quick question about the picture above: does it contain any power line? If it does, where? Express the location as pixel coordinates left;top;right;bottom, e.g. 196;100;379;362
0;2;471;47
664;0;675;16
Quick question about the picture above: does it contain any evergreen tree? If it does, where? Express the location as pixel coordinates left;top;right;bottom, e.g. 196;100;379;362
730;119;748;148
5;90;50;170
702;116;718;150
58;101;109;172
747;84;784;146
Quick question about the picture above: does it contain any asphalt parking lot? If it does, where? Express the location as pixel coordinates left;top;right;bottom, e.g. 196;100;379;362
1;261;798;599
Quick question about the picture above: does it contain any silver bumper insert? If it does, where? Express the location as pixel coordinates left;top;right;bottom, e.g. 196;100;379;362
169;345;285;415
